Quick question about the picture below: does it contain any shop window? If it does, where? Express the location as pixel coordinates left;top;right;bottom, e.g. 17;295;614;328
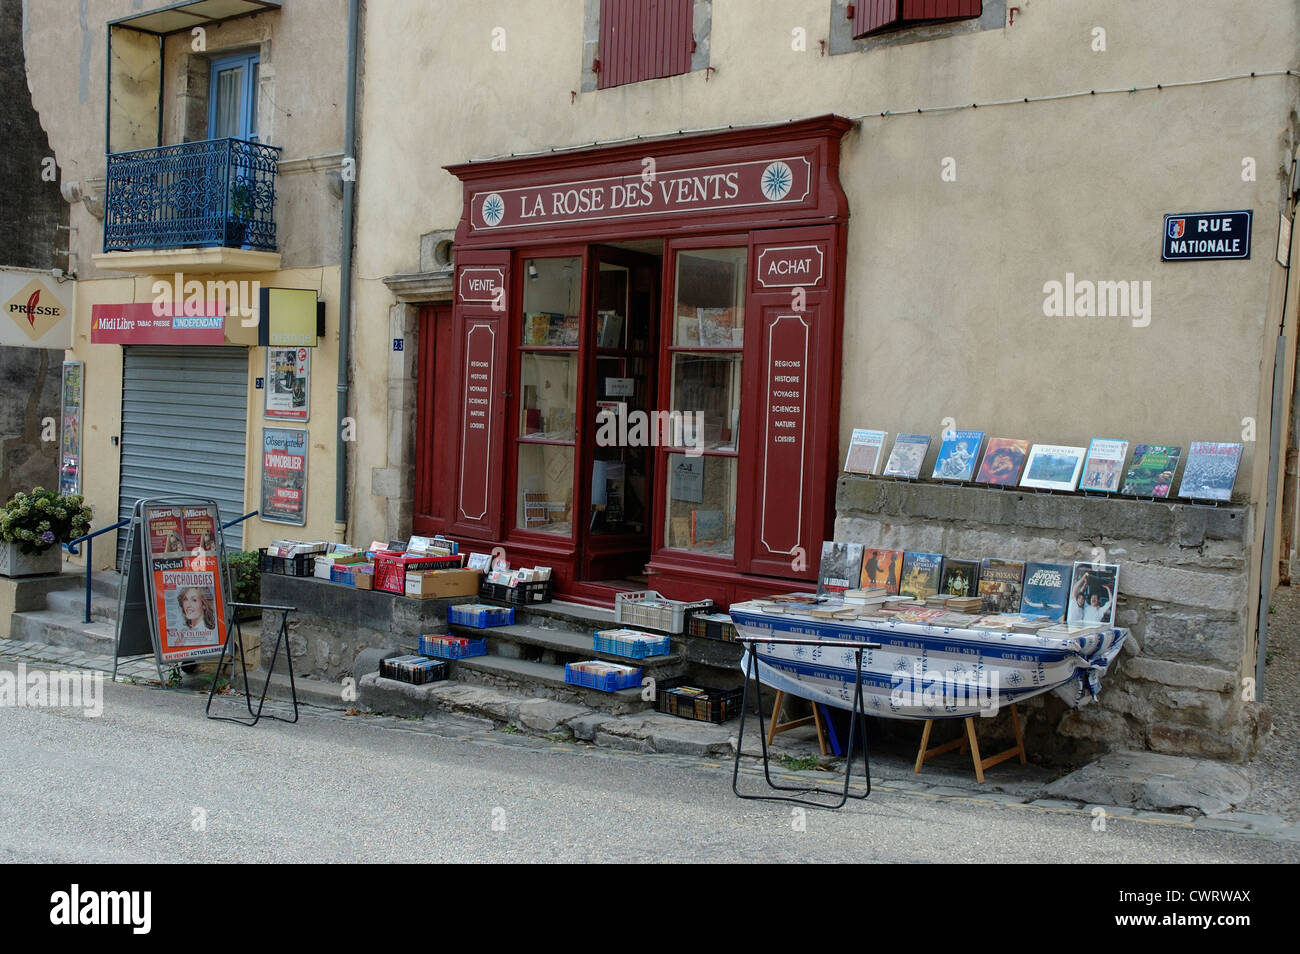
663;247;745;557
593;0;696;90
516;256;583;536
851;1;982;39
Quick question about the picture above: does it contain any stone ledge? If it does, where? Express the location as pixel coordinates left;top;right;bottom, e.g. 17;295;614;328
1122;657;1237;693
836;475;1250;544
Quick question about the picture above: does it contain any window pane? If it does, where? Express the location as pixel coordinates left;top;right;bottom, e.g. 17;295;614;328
214;66;243;139
673;248;745;347
248;62;259;138
664;453;736;556
519;353;576;440
517;444;574;536
670;353;740;452
522;257;581;346
596;263;627;349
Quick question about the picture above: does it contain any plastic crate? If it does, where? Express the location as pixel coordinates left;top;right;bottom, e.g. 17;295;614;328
258;549;317;577
615;590;712;634
593;628;671;659
379;654;449;686
656;683;744;724
447;603;516;628
416;634;487;659
564;660;642;693
373;551;463;594
479;579;554;605
686;610;738;642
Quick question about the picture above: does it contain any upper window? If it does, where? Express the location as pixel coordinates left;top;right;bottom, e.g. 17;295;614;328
209;51;260;141
852;1;982;39
596;0;694;89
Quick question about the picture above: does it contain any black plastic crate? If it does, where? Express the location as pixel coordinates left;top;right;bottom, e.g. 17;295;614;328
379;654;449;686
258;549;316;577
686;610;738;642
479;579;554;605
656;683;745;724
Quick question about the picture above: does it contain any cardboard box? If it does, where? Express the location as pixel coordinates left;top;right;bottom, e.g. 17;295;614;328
354;569;373;590
404;568;480;599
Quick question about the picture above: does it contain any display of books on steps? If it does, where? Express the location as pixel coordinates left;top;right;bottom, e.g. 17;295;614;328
592;628;671;659
416;634;487;659
380;654;449;685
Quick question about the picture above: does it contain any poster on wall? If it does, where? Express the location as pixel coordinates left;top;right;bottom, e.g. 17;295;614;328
264;347;311;422
59;361;84;496
261;426;308;525
142;503;228;663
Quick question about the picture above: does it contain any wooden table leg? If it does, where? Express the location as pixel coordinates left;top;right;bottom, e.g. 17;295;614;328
766;690;785;748
914;719;934;773
964;717;985;783
1010;702;1027;764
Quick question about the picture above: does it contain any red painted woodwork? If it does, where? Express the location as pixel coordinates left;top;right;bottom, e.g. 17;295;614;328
853;0;981;38
414;304;454;534
448;250;511;540
598;0;692;90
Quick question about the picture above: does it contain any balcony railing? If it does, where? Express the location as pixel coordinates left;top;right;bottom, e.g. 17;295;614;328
103;138;281;253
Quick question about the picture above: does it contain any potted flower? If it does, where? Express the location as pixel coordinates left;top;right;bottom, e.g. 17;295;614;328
0;487;92;577
225;179;255;248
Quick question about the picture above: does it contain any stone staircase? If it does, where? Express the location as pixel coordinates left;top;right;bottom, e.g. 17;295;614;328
7;570;122;657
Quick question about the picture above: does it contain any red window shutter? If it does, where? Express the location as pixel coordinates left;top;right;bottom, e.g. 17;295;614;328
901;0;981;22
598;0;693;89
853;0;902;37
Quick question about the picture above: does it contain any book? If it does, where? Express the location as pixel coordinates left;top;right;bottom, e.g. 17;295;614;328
945;596;983;613
1066;561;1119;626
939;558;980;598
899;551;944;601
976;438;1031;486
882;433;930;479
1120;444;1182;497
1079;439;1129;493
670;516;691;548
931;430;984;481
858;548;905;595
690;509;725;547
524;313;552;346
698;307;734;347
1178;442;1244;502
816;541;865;597
977;559;1026;614
1041;621;1110;638
844;429;887;475
1020;444;1087;491
1019;561;1073;621
597;311;624;348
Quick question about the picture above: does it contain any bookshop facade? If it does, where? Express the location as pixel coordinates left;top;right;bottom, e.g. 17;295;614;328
419;116;853;605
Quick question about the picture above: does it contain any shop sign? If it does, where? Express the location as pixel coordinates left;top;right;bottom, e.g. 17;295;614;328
142;503;229;663
469;155;813;232
260;427;308;525
59;361;84;496
1162;210;1252;261
1;268;74;348
458;267;505;305
458;323;496;521
91;301;225;345
756;246;824;288
258;287;321;347
759;315;809;556
265;347;311;422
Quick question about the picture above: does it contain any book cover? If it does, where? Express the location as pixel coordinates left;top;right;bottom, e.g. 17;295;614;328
670;516;691;548
817;541;865;597
1079;438;1129;493
698;307;734;347
844;428;887;475
1067;562;1119;626
899;551;944;601
1020;444;1087;491
976;438;1030;486
931;430;984;481
1019;561;1073;620
977;558;1026;614
690;509;725;547
1177;442;1244;502
859;548;905;594
882;433;930;479
939;558;980;597
597;311;624;348
1120;444;1182;497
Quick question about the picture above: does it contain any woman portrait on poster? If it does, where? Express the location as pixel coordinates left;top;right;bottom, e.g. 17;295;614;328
162;530;185;554
197;530;217;555
176;586;217;633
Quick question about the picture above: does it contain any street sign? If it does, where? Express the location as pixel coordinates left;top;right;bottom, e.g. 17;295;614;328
1162;210;1252;261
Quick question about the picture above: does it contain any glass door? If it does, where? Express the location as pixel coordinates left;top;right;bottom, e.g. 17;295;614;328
579;246;658;579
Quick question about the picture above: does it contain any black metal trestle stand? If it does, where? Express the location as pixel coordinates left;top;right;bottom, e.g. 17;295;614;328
206;602;299;726
732;635;880;810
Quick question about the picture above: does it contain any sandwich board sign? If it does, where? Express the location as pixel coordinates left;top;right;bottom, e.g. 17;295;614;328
114;497;232;680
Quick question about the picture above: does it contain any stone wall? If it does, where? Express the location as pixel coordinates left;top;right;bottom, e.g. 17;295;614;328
835;475;1270;765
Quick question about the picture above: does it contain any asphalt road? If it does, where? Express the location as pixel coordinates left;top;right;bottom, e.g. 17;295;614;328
0;663;1295;864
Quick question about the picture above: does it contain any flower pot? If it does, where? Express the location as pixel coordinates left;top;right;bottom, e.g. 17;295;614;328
0;542;62;577
224;219;247;248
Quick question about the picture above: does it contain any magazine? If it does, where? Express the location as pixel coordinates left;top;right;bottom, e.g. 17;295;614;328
1020;444;1087;491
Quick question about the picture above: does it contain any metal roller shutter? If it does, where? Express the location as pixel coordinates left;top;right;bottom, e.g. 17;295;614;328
116;346;249;567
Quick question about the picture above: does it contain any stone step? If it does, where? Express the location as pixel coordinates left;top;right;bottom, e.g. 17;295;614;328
45;588;119;622
229;665;354;711
441;621;685;674
451;654;652;714
8;609;117;656
507;598;618;635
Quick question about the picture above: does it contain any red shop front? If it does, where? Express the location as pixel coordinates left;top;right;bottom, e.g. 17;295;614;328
418;115;852;608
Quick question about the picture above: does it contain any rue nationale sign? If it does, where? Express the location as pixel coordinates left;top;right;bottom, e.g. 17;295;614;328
468;156;812;232
1162;210;1252;261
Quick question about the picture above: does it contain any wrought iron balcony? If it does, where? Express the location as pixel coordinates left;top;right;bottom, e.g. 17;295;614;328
103;138;281;253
